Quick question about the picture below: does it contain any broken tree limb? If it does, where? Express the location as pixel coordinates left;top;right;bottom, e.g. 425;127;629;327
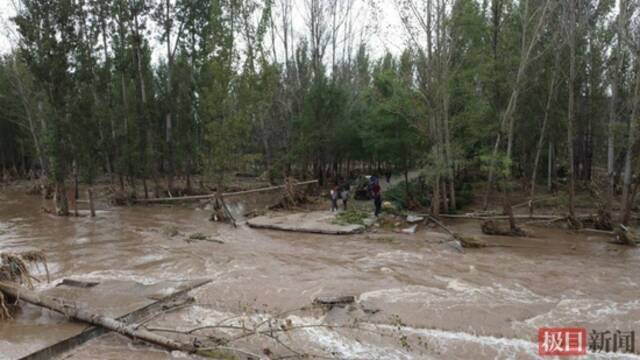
0;280;233;357
133;180;319;204
0;281;194;351
422;214;486;249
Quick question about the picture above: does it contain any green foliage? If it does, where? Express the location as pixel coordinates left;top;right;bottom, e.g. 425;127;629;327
384;178;430;210
332;209;369;226
1;0;637;224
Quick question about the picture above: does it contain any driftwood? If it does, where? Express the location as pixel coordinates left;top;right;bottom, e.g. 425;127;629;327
0;281;235;357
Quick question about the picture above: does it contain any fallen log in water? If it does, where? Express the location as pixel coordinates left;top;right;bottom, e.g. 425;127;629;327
439;213;594;221
0;281;232;357
422;214;486;249
133;180;319;204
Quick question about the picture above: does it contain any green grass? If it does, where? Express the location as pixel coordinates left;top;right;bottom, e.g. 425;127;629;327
332;209;369;225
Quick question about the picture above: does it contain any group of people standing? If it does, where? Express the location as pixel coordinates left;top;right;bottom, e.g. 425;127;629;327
330;187;349;212
330;175;384;217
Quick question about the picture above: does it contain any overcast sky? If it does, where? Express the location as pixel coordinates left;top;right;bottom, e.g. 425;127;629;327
0;0;406;61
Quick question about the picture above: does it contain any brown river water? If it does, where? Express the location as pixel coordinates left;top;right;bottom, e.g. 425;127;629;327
0;189;639;359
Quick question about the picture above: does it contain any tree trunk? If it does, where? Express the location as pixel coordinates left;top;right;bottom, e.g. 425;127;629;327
88;188;96;217
620;56;640;224
54;181;69;216
547;141;553;191
0;282;197;353
567;0;577;219
531;54;560;200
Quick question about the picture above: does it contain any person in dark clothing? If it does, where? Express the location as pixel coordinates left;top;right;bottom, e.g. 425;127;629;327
340;187;350;210
385;171;392;183
372;181;382;216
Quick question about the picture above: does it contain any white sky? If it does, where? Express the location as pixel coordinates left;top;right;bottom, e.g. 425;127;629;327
0;0;406;61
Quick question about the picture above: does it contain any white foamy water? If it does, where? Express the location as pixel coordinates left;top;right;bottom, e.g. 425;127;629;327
359;278;551;306
524;298;640;327
168;305;640;359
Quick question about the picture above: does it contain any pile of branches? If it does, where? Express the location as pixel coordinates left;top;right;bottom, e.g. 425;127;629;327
0;250;49;319
272;177;307;210
209;195;237;227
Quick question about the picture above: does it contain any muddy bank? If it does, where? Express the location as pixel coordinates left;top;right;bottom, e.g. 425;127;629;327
1;189;639;359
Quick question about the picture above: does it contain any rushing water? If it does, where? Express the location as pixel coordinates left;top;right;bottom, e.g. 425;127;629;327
0;189;639;359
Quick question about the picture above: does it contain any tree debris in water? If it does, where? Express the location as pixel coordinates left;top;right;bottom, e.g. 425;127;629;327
162;225;180;238
271;177;307;210
186;233;224;244
455;234;488;248
481;220;527;237
614;225;639;247
313;295;356;306
209;196;236;227
0;250;49;320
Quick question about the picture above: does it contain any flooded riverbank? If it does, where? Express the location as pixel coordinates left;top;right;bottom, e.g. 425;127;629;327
1;189;639;359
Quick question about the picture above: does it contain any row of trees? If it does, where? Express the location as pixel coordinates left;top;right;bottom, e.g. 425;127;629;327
0;0;639;226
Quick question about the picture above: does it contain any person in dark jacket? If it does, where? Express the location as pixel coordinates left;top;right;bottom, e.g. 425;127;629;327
340;187;350;210
372;181;382;216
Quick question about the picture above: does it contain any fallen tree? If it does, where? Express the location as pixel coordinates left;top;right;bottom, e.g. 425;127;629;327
0;281;234;357
423;214;487;249
133;180;318;204
439;213;592;220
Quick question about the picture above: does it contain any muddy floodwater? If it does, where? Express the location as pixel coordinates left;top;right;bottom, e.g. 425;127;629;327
1;189;639;359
